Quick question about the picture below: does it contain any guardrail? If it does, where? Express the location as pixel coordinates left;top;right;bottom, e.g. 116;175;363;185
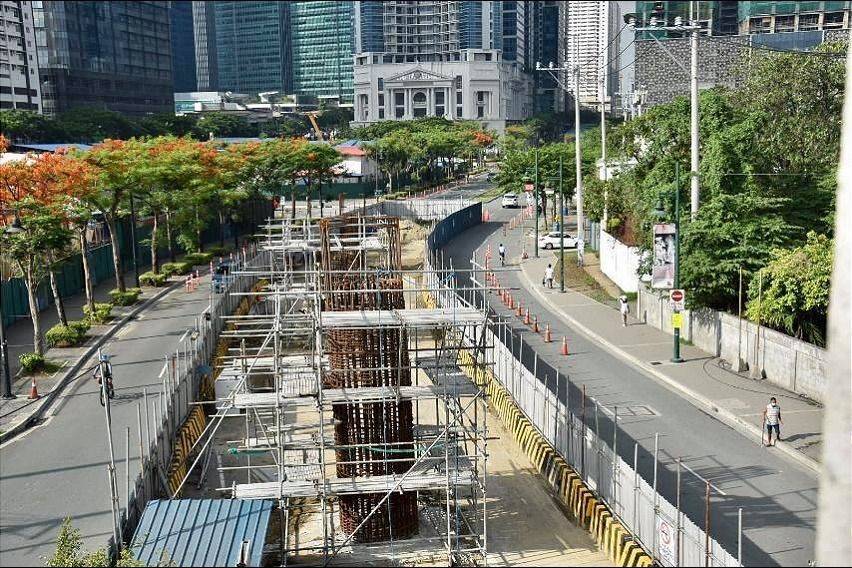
420;202;742;567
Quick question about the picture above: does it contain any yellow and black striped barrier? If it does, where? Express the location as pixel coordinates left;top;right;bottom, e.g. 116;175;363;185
422;289;653;567
167;406;207;496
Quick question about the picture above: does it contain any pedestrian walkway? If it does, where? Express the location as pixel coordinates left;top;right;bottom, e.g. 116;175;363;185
518;251;822;470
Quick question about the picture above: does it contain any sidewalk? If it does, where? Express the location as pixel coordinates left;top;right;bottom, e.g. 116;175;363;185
518;250;822;472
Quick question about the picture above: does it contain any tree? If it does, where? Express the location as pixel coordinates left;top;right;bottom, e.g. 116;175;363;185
82;139;146;293
0;109;66;142
1;197;72;355
745;232;833;346
192;112;257;139
57;108;144;142
47;518;141;567
293;143;341;218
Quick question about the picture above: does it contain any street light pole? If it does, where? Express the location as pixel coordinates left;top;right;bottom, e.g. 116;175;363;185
690;1;700;219
673;163;684;363
574;66;585;267
559;156;565;293
534;149;540;258
1;281;13;399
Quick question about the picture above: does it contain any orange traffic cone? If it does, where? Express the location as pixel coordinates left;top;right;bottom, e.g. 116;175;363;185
533;316;539;333
524;309;531;325
544;323;552;342
28;377;39;399
516;301;522;317
510;295;516;310
561;336;569;356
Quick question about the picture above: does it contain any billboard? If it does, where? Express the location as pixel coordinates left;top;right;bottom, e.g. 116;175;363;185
652;223;676;289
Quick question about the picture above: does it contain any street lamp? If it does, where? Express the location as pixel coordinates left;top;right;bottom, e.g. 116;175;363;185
654;163;684;363
1;217;25;399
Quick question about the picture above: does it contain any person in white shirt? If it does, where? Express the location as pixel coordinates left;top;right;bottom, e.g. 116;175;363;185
498;243;506;266
763;397;783;446
544;264;554;288
619;295;630;326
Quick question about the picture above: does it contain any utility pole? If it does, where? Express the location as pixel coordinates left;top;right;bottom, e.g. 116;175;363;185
574;65;584;267
689;0;700;219
600;71;608;227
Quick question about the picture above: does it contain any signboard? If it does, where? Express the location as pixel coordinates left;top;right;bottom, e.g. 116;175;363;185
670;289;685;311
657;517;677;566
672;313;683;329
652;223;677;289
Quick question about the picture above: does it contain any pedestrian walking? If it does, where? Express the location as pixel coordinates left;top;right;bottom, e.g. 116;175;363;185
618;295;630;327
544;264;554;289
763;397;783;447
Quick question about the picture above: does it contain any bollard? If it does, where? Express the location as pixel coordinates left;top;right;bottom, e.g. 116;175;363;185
561;336;569;356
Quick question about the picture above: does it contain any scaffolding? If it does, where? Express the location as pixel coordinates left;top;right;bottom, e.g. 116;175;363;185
185;213;494;566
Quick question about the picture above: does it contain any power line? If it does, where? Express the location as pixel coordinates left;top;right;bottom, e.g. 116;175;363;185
575;21;630;73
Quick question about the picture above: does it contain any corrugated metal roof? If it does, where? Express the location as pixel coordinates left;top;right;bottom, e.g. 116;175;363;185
131;499;272;567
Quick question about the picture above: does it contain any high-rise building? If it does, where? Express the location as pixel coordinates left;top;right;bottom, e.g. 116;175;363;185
560;1;622;107
1;0;41;112
211;1;291;95
290;2;353;104
32;1;173;116
170;0;196;93
351;1;532;132
739;1;851;33
354;1;384;54
532;1;560;113
192;0;217;91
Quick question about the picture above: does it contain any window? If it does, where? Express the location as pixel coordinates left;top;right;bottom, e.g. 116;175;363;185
377;77;383;91
435;90;445;117
412;91;427;117
455;75;462;89
394;91;405;118
378;93;384;107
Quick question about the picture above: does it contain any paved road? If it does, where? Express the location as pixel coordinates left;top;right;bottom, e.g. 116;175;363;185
0;280;212;566
440;197;818;567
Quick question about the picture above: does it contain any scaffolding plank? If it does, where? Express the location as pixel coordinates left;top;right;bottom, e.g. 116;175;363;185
233;470;476;499
319;308;485;329
232;383;480;408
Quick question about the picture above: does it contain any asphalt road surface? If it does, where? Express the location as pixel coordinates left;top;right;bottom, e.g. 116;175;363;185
439;196;818;567
0;282;211;566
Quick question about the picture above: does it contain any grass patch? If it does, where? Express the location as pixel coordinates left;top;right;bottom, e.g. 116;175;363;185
554;252;618;307
18;353;63;375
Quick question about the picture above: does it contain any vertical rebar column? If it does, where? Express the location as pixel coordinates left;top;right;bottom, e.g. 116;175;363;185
320;217;418;543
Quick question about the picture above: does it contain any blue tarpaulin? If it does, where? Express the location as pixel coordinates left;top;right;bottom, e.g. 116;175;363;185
131;499;272;567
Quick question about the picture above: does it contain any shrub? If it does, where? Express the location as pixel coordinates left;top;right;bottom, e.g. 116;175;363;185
139;271;168;287
45;322;88;348
206;245;227;257
162;261;192;277
84;302;113;324
109;287;142;306
183;252;213;265
19;352;46;374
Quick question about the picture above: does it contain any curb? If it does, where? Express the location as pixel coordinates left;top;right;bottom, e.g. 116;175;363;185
518;261;821;475
0;280;183;445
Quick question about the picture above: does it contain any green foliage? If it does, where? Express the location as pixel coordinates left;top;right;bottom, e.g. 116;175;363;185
19;352;46;374
45;322;88;348
139;271;168;287
193;112;255;138
56;108;143;142
109;288;142;306
183;252;213;265
83;303;113;324
206;245;227;257
46;518;142;567
745;232;833;346
161;261;192;277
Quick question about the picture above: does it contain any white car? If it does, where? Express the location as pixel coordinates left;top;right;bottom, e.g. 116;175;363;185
538;232;577;250
501;193;519;208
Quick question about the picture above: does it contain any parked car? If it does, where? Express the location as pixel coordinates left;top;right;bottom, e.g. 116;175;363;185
501;193;519;208
538;232;577;250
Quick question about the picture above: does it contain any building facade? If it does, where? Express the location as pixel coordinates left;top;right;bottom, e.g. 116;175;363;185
739;0;851;33
532;1;560;113
1;0;40;111
212;1;291;95
32;1;173;116
351;1;532;132
560;1;622;107
290;1;353;104
192;0;217;91
170;0;196;93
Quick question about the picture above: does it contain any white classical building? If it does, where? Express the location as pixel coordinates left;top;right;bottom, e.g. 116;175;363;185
351;49;530;133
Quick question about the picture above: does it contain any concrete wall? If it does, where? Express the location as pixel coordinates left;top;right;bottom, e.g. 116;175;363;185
637;286;827;403
598;227;643;293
